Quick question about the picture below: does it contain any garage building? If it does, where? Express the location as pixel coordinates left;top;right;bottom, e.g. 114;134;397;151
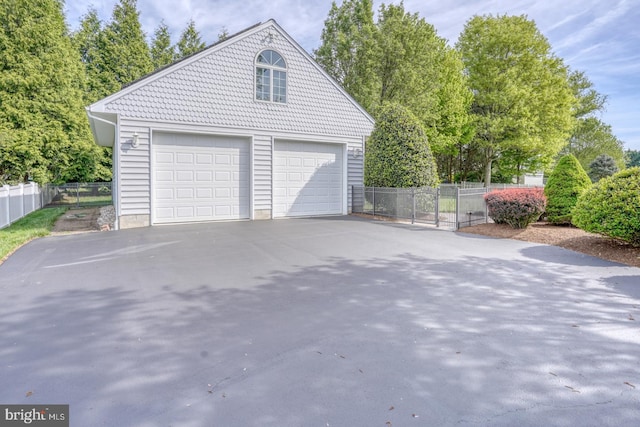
86;19;374;229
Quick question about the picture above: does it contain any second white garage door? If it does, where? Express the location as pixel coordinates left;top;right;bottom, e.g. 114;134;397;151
152;132;250;224
273;141;343;217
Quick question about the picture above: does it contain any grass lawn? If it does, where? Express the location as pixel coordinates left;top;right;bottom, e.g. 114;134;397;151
0;207;67;263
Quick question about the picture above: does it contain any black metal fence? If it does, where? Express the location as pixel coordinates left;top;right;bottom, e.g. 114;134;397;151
352;184;542;230
45;182;112;207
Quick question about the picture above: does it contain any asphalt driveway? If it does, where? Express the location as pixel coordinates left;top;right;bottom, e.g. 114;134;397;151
1;216;639;426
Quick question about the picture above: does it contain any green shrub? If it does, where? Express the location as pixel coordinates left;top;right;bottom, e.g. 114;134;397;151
572;167;640;246
485;188;546;229
365;103;439;188
544;154;592;224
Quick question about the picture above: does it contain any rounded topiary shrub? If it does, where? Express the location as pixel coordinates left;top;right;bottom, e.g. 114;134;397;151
485;188;546;229
572;167;640;246
365;103;439;188
544;154;592;224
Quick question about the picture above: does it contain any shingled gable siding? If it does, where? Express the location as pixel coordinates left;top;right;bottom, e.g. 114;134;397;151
102;25;373;139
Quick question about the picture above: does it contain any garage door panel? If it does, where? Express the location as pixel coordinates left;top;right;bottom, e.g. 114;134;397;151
196;154;213;164
196;206;213;216
274;141;343;217
196;188;213;198
196;171;213;181
176;171;193;181
153;133;250;224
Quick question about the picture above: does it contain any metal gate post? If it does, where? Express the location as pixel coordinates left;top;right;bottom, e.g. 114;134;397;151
435;187;440;227
455;187;460;230
485;187;489;223
372;187;376;216
411;188;415;224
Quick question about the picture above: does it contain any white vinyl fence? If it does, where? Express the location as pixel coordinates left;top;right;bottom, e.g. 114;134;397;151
0;183;53;229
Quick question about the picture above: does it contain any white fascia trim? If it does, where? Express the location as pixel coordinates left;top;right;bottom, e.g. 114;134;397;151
118;117;363;145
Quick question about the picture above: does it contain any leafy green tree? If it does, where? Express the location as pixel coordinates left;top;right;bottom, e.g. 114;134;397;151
365;103;438;188
588;154;619;182
626;149;640;168
544;154;591;224
562;117;626;171
316;1;471;176
314;0;379;111
457;14;575;186
568;70;607;119
150;21;175;69
0;0;101;184
375;4;471;156
559;71;626;171
573;167;640;246
175;19;206;60
99;0;153;94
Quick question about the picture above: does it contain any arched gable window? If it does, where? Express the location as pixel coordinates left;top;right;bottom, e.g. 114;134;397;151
255;50;287;103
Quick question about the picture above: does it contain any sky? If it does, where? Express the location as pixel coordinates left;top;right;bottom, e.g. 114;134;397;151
63;0;640;151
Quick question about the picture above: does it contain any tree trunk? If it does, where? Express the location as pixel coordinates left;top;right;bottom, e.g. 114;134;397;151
484;160;492;187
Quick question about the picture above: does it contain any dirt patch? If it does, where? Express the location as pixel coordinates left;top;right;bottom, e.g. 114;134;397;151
458;222;640;268
52;207;101;234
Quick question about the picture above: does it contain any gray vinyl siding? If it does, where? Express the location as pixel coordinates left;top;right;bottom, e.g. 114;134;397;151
347;138;364;211
118;123;150;215
253;135;272;211
91;21;373;224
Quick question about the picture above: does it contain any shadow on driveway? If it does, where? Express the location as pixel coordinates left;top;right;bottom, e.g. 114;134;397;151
1;217;639;426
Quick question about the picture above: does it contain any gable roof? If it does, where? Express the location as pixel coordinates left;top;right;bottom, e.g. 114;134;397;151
87;19;374;140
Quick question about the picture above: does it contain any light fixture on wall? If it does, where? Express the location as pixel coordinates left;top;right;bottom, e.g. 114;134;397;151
353;148;363;158
131;132;139;148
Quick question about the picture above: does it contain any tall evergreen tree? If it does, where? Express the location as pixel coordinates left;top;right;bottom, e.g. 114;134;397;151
0;0;101;184
71;8;114;181
150;21;174;69
100;0;153;93
175;19;206;60
217;27;229;42
71;8;105;104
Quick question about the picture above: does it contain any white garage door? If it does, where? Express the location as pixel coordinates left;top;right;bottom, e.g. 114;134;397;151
273;141;343;217
152;132;250;224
